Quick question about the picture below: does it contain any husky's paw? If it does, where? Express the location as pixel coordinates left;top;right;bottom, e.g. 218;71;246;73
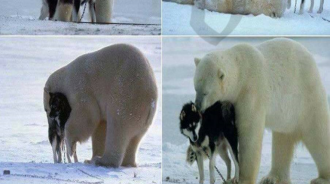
311;178;330;184
84;159;92;164
186;146;196;165
199;178;204;184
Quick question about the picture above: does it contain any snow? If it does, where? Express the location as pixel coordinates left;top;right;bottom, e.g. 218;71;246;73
162;1;330;35
0;0;161;35
0;37;162;184
162;37;330;184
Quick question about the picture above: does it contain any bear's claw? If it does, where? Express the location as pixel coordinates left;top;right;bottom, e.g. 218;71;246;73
311;178;330;184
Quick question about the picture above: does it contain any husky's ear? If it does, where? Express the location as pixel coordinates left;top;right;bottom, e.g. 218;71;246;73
180;111;186;121
222;102;235;125
194;58;201;66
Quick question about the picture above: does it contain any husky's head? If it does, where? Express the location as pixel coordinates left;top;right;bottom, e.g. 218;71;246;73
179;102;201;143
44;90;71;163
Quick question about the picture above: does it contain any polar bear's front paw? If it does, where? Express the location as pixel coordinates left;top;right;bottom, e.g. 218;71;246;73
260;175;291;184
259;176;279;184
225;178;238;184
311;178;330;184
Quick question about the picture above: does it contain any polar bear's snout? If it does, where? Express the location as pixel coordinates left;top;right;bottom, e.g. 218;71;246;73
195;94;203;111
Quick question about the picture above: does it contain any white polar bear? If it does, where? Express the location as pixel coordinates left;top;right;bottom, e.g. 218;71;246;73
44;44;158;167
194;38;330;184
167;0;287;17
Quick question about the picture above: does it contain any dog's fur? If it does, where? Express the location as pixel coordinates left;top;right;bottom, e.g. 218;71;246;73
44;44;158;167
180;102;239;184
47;92;78;163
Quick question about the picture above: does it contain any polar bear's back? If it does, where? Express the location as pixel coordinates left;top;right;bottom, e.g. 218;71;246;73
46;44;157;120
256;38;327;132
257;38;322;95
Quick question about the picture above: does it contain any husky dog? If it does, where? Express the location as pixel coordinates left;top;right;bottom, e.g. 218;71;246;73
39;0;57;20
47;92;78;163
180;102;239;184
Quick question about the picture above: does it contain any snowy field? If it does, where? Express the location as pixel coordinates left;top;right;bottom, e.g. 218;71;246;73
0;0;161;35
0;37;162;184
162;1;330;35
162;37;330;184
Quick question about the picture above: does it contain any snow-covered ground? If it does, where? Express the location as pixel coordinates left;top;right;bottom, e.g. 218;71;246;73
162;37;330;184
0;0;161;35
0;37;162;184
162;1;330;35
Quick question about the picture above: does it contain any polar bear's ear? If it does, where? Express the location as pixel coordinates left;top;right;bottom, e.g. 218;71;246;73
44;87;50;93
218;69;225;80
194;58;201;66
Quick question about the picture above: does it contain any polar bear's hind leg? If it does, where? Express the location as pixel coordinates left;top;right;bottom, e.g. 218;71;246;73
92;115;130;167
121;134;144;167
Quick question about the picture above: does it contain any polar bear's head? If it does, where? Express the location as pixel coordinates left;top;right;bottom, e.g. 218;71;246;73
194;53;238;111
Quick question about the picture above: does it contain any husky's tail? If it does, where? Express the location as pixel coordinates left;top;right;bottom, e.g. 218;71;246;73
186;145;196;165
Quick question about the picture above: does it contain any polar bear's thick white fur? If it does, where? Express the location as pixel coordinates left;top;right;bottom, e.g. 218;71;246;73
44;44;158;167
194;38;330;184
55;0;114;23
167;0;287;17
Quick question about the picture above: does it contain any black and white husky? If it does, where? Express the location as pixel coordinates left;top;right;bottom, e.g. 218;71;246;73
47;92;78;163
39;0;96;22
180;102;239;184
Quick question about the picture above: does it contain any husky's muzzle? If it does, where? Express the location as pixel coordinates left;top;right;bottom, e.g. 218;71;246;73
191;131;198;142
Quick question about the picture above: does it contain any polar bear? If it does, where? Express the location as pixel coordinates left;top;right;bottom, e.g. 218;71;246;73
44;44;158;167
167;0;287;17
194;38;330;184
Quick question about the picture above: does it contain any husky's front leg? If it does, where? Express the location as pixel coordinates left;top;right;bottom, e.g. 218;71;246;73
196;152;204;184
39;0;49;20
74;151;78;163
209;152;216;184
